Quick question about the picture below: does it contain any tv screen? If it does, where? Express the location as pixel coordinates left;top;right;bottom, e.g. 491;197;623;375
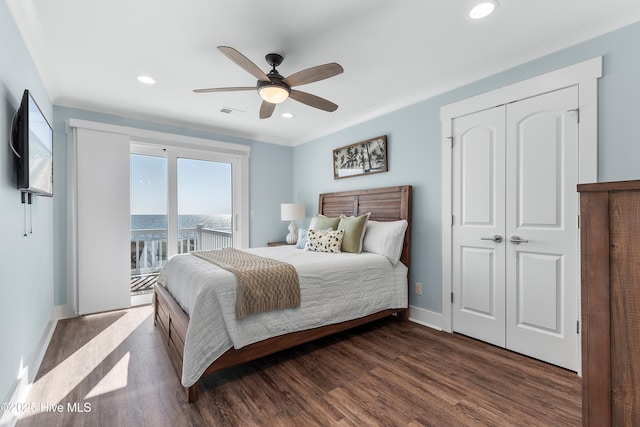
11;90;53;197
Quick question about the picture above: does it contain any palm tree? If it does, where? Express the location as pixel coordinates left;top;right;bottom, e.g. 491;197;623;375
343;146;361;169
369;138;385;169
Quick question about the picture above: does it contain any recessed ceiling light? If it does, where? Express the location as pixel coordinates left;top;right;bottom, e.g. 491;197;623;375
281;112;295;118
469;1;498;19
137;75;156;85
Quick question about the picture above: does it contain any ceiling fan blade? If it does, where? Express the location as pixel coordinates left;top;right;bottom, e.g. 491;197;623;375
283;63;343;87
259;101;276;119
218;46;270;82
289;90;338;112
193;87;255;93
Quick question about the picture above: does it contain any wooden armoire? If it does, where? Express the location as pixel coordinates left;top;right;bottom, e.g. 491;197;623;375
579;180;640;426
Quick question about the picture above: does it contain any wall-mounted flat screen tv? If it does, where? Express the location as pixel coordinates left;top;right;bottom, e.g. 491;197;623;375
11;89;53;197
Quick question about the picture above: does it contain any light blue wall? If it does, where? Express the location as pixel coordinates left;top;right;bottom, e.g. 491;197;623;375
52;106;293;306
294;22;640;314
0;1;55;403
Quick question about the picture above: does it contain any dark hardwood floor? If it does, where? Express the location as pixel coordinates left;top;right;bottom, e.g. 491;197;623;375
17;305;581;426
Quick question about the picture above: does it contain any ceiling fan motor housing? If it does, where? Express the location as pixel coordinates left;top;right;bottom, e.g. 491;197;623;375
257;53;290;103
257;77;290;92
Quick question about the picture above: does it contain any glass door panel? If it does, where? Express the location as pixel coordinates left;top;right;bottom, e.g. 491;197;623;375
177;158;233;251
130;151;168;297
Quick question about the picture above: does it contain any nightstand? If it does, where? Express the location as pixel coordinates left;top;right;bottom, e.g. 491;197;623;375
267;241;295;247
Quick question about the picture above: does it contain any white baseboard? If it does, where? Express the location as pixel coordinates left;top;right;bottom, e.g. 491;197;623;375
131;293;153;307
0;305;63;427
54;303;75;320
408;305;443;331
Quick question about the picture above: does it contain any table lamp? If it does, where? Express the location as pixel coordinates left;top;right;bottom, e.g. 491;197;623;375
280;203;305;244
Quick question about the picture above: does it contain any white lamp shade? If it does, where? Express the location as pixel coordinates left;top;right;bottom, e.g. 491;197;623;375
280;203;305;221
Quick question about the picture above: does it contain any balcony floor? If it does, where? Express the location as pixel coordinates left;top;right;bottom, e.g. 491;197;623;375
131;272;158;295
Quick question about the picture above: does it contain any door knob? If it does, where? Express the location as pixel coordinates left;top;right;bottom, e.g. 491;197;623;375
481;235;503;243
509;235;529;244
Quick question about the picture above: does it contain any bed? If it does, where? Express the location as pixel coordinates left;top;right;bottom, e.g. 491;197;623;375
154;185;412;402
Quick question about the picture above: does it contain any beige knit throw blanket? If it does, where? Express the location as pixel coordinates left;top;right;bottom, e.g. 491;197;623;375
192;248;300;319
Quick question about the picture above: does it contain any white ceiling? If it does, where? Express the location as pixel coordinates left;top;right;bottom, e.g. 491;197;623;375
7;0;640;146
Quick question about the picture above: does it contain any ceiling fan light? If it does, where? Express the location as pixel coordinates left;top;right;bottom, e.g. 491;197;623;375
258;85;290;104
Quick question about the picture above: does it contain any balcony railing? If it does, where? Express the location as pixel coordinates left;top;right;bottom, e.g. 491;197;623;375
130;225;232;294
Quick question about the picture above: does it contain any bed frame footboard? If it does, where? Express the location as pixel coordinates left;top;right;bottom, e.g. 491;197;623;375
154;283;407;403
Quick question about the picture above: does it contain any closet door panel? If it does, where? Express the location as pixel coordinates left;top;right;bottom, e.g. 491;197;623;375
451;106;506;347
505;86;579;371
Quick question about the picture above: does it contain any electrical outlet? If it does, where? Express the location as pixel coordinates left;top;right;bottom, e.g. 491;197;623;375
415;282;423;295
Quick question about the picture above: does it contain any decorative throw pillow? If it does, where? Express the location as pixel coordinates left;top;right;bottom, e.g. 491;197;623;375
337;212;370;253
309;214;340;231
298;227;334;249
362;220;408;265
304;229;344;253
296;228;308;249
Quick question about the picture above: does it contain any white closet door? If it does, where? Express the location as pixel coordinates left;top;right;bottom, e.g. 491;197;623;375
76;128;131;315
505;86;579;370
451;87;579;371
451;106;506;347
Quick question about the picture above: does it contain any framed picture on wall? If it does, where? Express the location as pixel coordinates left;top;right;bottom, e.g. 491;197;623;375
333;135;387;179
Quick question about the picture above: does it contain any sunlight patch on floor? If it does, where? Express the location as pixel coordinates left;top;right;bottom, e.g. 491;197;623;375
84;351;130;399
25;308;149;411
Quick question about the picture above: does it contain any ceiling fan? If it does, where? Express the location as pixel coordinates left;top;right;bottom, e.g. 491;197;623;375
194;46;344;119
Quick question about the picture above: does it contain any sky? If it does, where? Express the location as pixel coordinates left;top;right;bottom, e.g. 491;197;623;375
130;154;232;215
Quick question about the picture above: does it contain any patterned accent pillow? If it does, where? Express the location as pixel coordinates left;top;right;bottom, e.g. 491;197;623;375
303;229;345;253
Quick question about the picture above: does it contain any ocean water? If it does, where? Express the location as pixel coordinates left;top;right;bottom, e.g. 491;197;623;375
131;214;232;231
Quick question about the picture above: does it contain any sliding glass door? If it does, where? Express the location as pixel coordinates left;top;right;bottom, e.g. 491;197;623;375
130;146;168;301
129;144;243;302
177;157;233;252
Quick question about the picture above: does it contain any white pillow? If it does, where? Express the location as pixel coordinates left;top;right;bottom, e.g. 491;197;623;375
362;220;408;265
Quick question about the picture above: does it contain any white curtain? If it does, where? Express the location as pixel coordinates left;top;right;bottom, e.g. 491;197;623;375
73;127;131;315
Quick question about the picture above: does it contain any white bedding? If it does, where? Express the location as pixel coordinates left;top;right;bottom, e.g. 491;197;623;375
157;245;408;387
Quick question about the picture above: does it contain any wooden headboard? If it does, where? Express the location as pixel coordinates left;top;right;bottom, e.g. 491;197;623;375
318;185;412;268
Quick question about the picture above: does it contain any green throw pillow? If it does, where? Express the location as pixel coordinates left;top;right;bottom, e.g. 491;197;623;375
337;212;370;253
311;215;340;230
